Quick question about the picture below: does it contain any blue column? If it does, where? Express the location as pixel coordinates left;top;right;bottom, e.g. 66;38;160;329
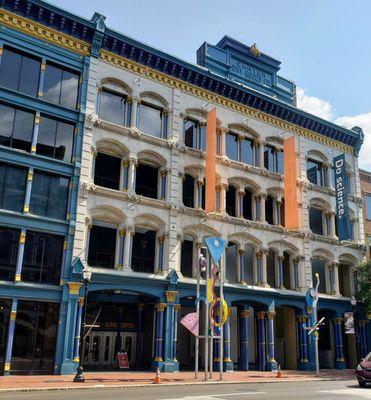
117;229;126;269
293;259;299;289
297;315;310;370
197;181;203;208
278;256;284;288
152;303;166;370
239;190;244;218
239;249;245;284
255;195;261;221
72;297;84;363
239;309;250;371
266;311;277;371
14;229;26;282
23;167;34;214
162;291;179;372
157;236;165;273
37;59;46;98
276;200;281;226
256;252;263;285
256;311;266;371
135;303;144;370
223;308;233;371
3;299;17;375
31;113;41;154
173;304;180;363
160;170;167;200
122;161;129;190
333;317;346;369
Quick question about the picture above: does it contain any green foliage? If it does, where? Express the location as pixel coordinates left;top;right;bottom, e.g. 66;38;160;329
355;260;371;312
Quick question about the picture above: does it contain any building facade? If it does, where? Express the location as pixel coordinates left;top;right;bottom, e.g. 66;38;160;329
360;169;371;259
0;0;369;375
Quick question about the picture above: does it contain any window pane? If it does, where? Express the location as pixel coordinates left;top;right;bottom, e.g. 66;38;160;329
226;133;238;161
135;164;158;198
43;64;62;105
37;117;57;159
307;159;323;186
309;207;323;235
18;55;40;96
184;119;196;148
265;195;274;225
0;164;27;212
182;174;195;207
94;153;121;190
366;195;371;220
264;145;275;171
22;231;64;285
200;125;206;151
138;103;162;138
180;239;193;277
225;242;237;283
88;225;117;268
0;48;21;91
0;104;15;148
55;121;74;162
100;90;126;125
30;172;50;216
0;227;19;281
0;299;11;372
277;150;283;174
226;186;236;216
60;70;79;109
240;138;253;165
12;109;34;152
132;229;156;273
311;259;326;294
49;176;69;219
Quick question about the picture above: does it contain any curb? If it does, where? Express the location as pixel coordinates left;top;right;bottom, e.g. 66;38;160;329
0;377;354;393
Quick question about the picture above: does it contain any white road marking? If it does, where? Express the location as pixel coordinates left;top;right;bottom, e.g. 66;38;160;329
320;388;371;398
157;393;266;400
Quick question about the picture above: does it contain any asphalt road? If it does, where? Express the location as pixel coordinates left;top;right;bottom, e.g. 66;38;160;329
0;380;371;400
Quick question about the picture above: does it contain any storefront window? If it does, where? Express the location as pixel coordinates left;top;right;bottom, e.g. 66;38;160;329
30;171;69;220
37;116;74;163
0;47;40;97
12;301;59;373
22;231;64;285
0;163;27;213
0;104;34;152
0;227;19;281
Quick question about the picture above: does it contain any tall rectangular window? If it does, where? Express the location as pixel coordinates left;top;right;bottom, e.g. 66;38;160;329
30;171;69;220
0;163;27;212
240;138;254;165
138;103;162;138
88;225;117;268
99;89;127;125
94;153;121;190
365;194;371;220
0;47;40;97
22;231;64;285
43;64;79;109
184;119;205;151
307;159;324;186
0;227;19;281
226;132;238;161
0;104;34;152
37;116;74;162
309;207;324;235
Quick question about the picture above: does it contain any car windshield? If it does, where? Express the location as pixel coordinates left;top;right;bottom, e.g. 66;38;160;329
364;353;371;362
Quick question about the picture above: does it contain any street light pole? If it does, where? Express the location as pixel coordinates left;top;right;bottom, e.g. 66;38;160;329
74;266;92;383
351;296;358;360
313;273;320;377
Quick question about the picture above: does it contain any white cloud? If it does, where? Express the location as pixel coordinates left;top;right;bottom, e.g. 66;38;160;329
335;112;371;170
296;87;371;169
296;87;335;121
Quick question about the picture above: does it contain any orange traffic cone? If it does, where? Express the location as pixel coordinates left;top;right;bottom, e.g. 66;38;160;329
154;367;161;384
276;364;282;378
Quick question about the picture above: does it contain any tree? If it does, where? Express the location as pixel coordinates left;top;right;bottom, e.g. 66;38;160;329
355;260;371;313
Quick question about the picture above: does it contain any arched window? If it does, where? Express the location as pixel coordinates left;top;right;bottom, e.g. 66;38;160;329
242;189;253;220
181;235;194;278
309;207;324;235
88;223;117;269
282;251;291;289
265;195;274;225
136;163;159;199
225;242;238;283
264;144;283;173
184;118;205;151
99;88;129;126
267;249;276;288
311;259;327;294
338;263;352;297
94;153;121;190
307;158;325;186
138;94;168;139
131;228;156;273
183;174;195;208
226;186;237;217
226;132;254;165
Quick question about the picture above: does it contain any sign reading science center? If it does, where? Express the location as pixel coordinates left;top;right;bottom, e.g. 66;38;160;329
333;154;351;241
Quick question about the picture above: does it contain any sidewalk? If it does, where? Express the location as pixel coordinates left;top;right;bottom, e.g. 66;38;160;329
0;369;355;392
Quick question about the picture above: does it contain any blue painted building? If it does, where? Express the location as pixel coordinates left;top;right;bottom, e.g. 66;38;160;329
0;0;369;376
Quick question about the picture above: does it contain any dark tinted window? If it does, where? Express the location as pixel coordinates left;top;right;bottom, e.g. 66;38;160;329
264;145;275;171
0;299;11;372
0;163;27;212
181;239;193;278
0;104;34;152
37;116;74;162
99;90;127;125
94;153;121;190
22;231;64;285
307;159;324;186
183;174;195;207
311;259;326;294
184;119;196;148
226;132;238;161
88;225;117;268
132;229;156;273
138;103;162;138
309;207;323;235
0;227;19;281
226;186;236;217
43;64;79;109
0;47;40;96
135;163;158;199
30;171;69;220
243;190;252;220
265;195;274;225
277;150;283;174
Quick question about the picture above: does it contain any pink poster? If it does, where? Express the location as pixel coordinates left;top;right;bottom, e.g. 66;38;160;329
180;312;199;336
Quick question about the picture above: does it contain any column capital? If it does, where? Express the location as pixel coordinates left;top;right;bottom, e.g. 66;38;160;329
277;255;285;262
122;159;129;168
77;297;84;307
137;303;145;311
174;304;181;312
67;282;83;295
158;235;165;244
129;155;138;166
256;311;266;320
197;179;204;187
238;249;245;256
267;311;276;320
297;315;308;323
238;190;245;197
239;309;251;318
160;168;170;177
332;317;343;324
155;303;167;312
164;290;178;303
119;228;126;238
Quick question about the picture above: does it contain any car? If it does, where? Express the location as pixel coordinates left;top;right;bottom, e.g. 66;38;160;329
356;353;371;387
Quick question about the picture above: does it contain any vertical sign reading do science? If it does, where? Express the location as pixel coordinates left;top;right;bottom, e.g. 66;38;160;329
333;154;351;241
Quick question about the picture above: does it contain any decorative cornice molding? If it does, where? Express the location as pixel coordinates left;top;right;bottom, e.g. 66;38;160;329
0;9;90;56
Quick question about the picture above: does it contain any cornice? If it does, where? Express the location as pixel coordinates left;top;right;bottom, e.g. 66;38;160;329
0;9;90;56
100;49;355;155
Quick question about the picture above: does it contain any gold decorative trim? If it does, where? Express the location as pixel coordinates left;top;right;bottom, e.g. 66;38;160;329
14;274;21;282
10;310;16;321
23;205;29;213
0;10;90;56
164;290;178;303
4;363;10;372
73;357;80;363
100;50;353;154
19;232;26;244
68;282;83;295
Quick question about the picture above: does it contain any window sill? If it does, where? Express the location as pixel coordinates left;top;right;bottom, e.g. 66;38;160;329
307;183;335;196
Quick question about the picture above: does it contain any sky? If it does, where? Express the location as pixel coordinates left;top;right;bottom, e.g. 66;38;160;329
49;0;371;168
